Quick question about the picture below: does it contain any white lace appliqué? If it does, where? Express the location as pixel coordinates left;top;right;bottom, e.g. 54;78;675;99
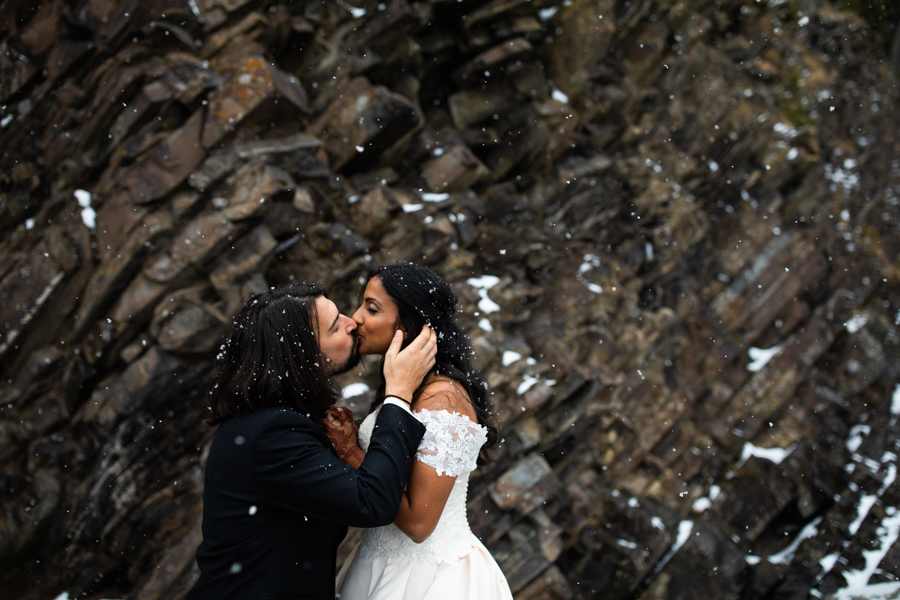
415;409;487;477
355;407;488;565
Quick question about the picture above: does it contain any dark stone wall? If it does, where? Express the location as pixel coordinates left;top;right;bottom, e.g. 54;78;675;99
1;1;898;598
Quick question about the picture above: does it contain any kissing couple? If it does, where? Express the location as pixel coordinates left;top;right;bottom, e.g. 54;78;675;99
186;262;514;600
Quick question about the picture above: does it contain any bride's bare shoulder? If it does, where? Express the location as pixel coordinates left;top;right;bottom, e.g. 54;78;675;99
413;375;477;421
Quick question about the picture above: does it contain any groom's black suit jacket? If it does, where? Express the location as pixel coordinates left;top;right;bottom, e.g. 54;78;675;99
185;403;425;600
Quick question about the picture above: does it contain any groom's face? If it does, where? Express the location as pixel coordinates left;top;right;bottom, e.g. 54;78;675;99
314;296;360;375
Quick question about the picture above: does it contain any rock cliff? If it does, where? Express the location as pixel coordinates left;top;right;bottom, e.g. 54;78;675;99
1;0;899;598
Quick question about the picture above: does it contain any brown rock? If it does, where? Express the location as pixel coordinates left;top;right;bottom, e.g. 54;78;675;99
421;145;490;193
309;77;422;173
515;566;573;600
638;523;747;600
458;37;533;83
203;55;307;148
17;392;70;440
109;274;170;326
0;468;61;560
80;346;186;429
448;88;515;130
309;223;369;260
148;285;227;354
209;225;277;292
2;2;900;598
216;162;294;221
347;1;420;50
464;0;535;28
119;109;207;205
0;246;65;357
168;211;239;271
292;186;316;213
134;516;203;600
490;454;562;514
712;232;829;344
189;133;320;192
544;0;617;96
72;206;178;334
347;186;401;239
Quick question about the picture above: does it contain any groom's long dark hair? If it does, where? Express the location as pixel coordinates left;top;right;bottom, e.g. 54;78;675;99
362;262;498;463
206;283;341;425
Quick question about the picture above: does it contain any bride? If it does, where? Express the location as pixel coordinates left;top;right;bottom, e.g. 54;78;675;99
325;262;514;600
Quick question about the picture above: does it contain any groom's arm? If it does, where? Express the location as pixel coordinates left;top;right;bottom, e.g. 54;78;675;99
252;404;425;527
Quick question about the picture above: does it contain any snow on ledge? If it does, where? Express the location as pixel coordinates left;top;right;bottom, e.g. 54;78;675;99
342;382;370;399
738;442;796;467
747;344;783;372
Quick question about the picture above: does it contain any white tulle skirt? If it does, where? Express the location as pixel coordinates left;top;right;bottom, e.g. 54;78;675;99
335;534;514;600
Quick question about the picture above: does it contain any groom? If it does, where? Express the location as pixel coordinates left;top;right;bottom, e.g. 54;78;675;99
186;283;433;600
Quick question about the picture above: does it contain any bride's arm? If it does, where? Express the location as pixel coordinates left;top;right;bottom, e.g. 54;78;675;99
393;380;478;543
394;459;457;543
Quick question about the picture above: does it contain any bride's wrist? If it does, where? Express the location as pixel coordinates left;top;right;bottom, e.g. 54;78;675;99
342;446;364;469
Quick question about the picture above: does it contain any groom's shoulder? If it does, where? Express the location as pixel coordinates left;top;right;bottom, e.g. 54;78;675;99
254;406;317;429
223;406;318;434
377;402;427;434
228;407;329;450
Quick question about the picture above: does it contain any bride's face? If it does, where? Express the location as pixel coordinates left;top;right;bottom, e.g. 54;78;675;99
352;276;405;355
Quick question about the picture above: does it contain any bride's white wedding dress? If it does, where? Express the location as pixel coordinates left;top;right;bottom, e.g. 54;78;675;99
335;406;514;600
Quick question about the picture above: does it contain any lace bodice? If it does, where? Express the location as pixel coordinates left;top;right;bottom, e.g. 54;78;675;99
355;406;487;564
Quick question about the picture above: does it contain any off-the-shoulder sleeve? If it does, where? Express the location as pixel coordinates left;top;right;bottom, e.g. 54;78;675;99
415;409;488;477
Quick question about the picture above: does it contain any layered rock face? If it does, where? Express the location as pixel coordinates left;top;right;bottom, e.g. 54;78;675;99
1;0;899;598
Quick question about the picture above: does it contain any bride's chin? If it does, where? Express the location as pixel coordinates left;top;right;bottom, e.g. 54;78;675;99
359;345;388;356
357;344;377;356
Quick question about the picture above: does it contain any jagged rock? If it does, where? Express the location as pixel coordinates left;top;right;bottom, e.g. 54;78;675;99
490;453;562;514
496;527;556;591
421;145;490;193
16;391;70;440
347;1;420;50
208;224;277;292
202;55;308;146
189;133;320;192
149;286;227;354
75;206;176;335
457;37;534;84
555;491;679;600
309;223;369;260
310;76;422;173
134;517;203;600
0;245;66;357
515;565;573;600
1;1;899;598
79;346;187;430
557;154;613;182
109;274;170;328
346;186;401;239
0;468;61;560
448;88;515;130
544;0;617;96
118;110;208;206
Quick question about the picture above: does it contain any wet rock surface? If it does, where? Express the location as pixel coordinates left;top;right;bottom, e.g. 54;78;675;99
1;1;899;599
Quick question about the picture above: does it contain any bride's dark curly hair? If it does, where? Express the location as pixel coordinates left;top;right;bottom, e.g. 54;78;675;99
362;262;498;464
